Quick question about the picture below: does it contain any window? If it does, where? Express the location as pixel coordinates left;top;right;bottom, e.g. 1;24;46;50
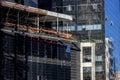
66;5;72;11
52;25;75;31
83;67;91;73
83;47;91;54
95;56;102;61
77;24;102;31
96;66;103;72
83;47;91;62
83;55;91;62
83;67;91;80
63;4;75;12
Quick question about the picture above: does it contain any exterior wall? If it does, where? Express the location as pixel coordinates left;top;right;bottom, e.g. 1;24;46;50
1;33;80;80
115;71;120;80
105;38;110;80
51;0;105;80
0;0;107;80
0;1;80;80
105;38;115;80
71;42;80;80
80;42;96;80
51;0;104;40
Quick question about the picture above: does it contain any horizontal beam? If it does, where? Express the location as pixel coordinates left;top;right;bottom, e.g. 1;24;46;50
0;1;73;21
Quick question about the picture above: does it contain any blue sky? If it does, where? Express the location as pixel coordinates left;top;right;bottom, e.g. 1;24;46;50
105;0;120;70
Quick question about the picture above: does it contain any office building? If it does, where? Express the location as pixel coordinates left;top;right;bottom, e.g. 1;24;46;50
0;0;117;80
50;0;106;80
0;1;80;80
105;38;115;80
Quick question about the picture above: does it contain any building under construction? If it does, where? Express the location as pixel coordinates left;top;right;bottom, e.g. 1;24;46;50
0;0;116;80
49;0;107;80
39;0;116;79
0;1;80;80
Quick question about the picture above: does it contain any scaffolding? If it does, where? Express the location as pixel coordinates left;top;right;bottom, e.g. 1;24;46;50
0;1;80;80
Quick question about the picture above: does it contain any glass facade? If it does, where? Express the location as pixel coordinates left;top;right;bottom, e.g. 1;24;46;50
50;0;104;42
0;0;107;80
56;0;104;80
3;59;71;80
0;0;81;80
38;0;105;80
1;34;73;80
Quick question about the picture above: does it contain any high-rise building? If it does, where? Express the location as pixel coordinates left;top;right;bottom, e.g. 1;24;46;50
105;38;115;80
0;0;80;80
50;0;106;80
0;0;117;80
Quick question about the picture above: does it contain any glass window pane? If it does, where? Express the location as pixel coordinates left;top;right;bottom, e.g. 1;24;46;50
96;66;103;72
83;47;91;62
77;24;102;31
95;56;102;61
83;67;91;73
